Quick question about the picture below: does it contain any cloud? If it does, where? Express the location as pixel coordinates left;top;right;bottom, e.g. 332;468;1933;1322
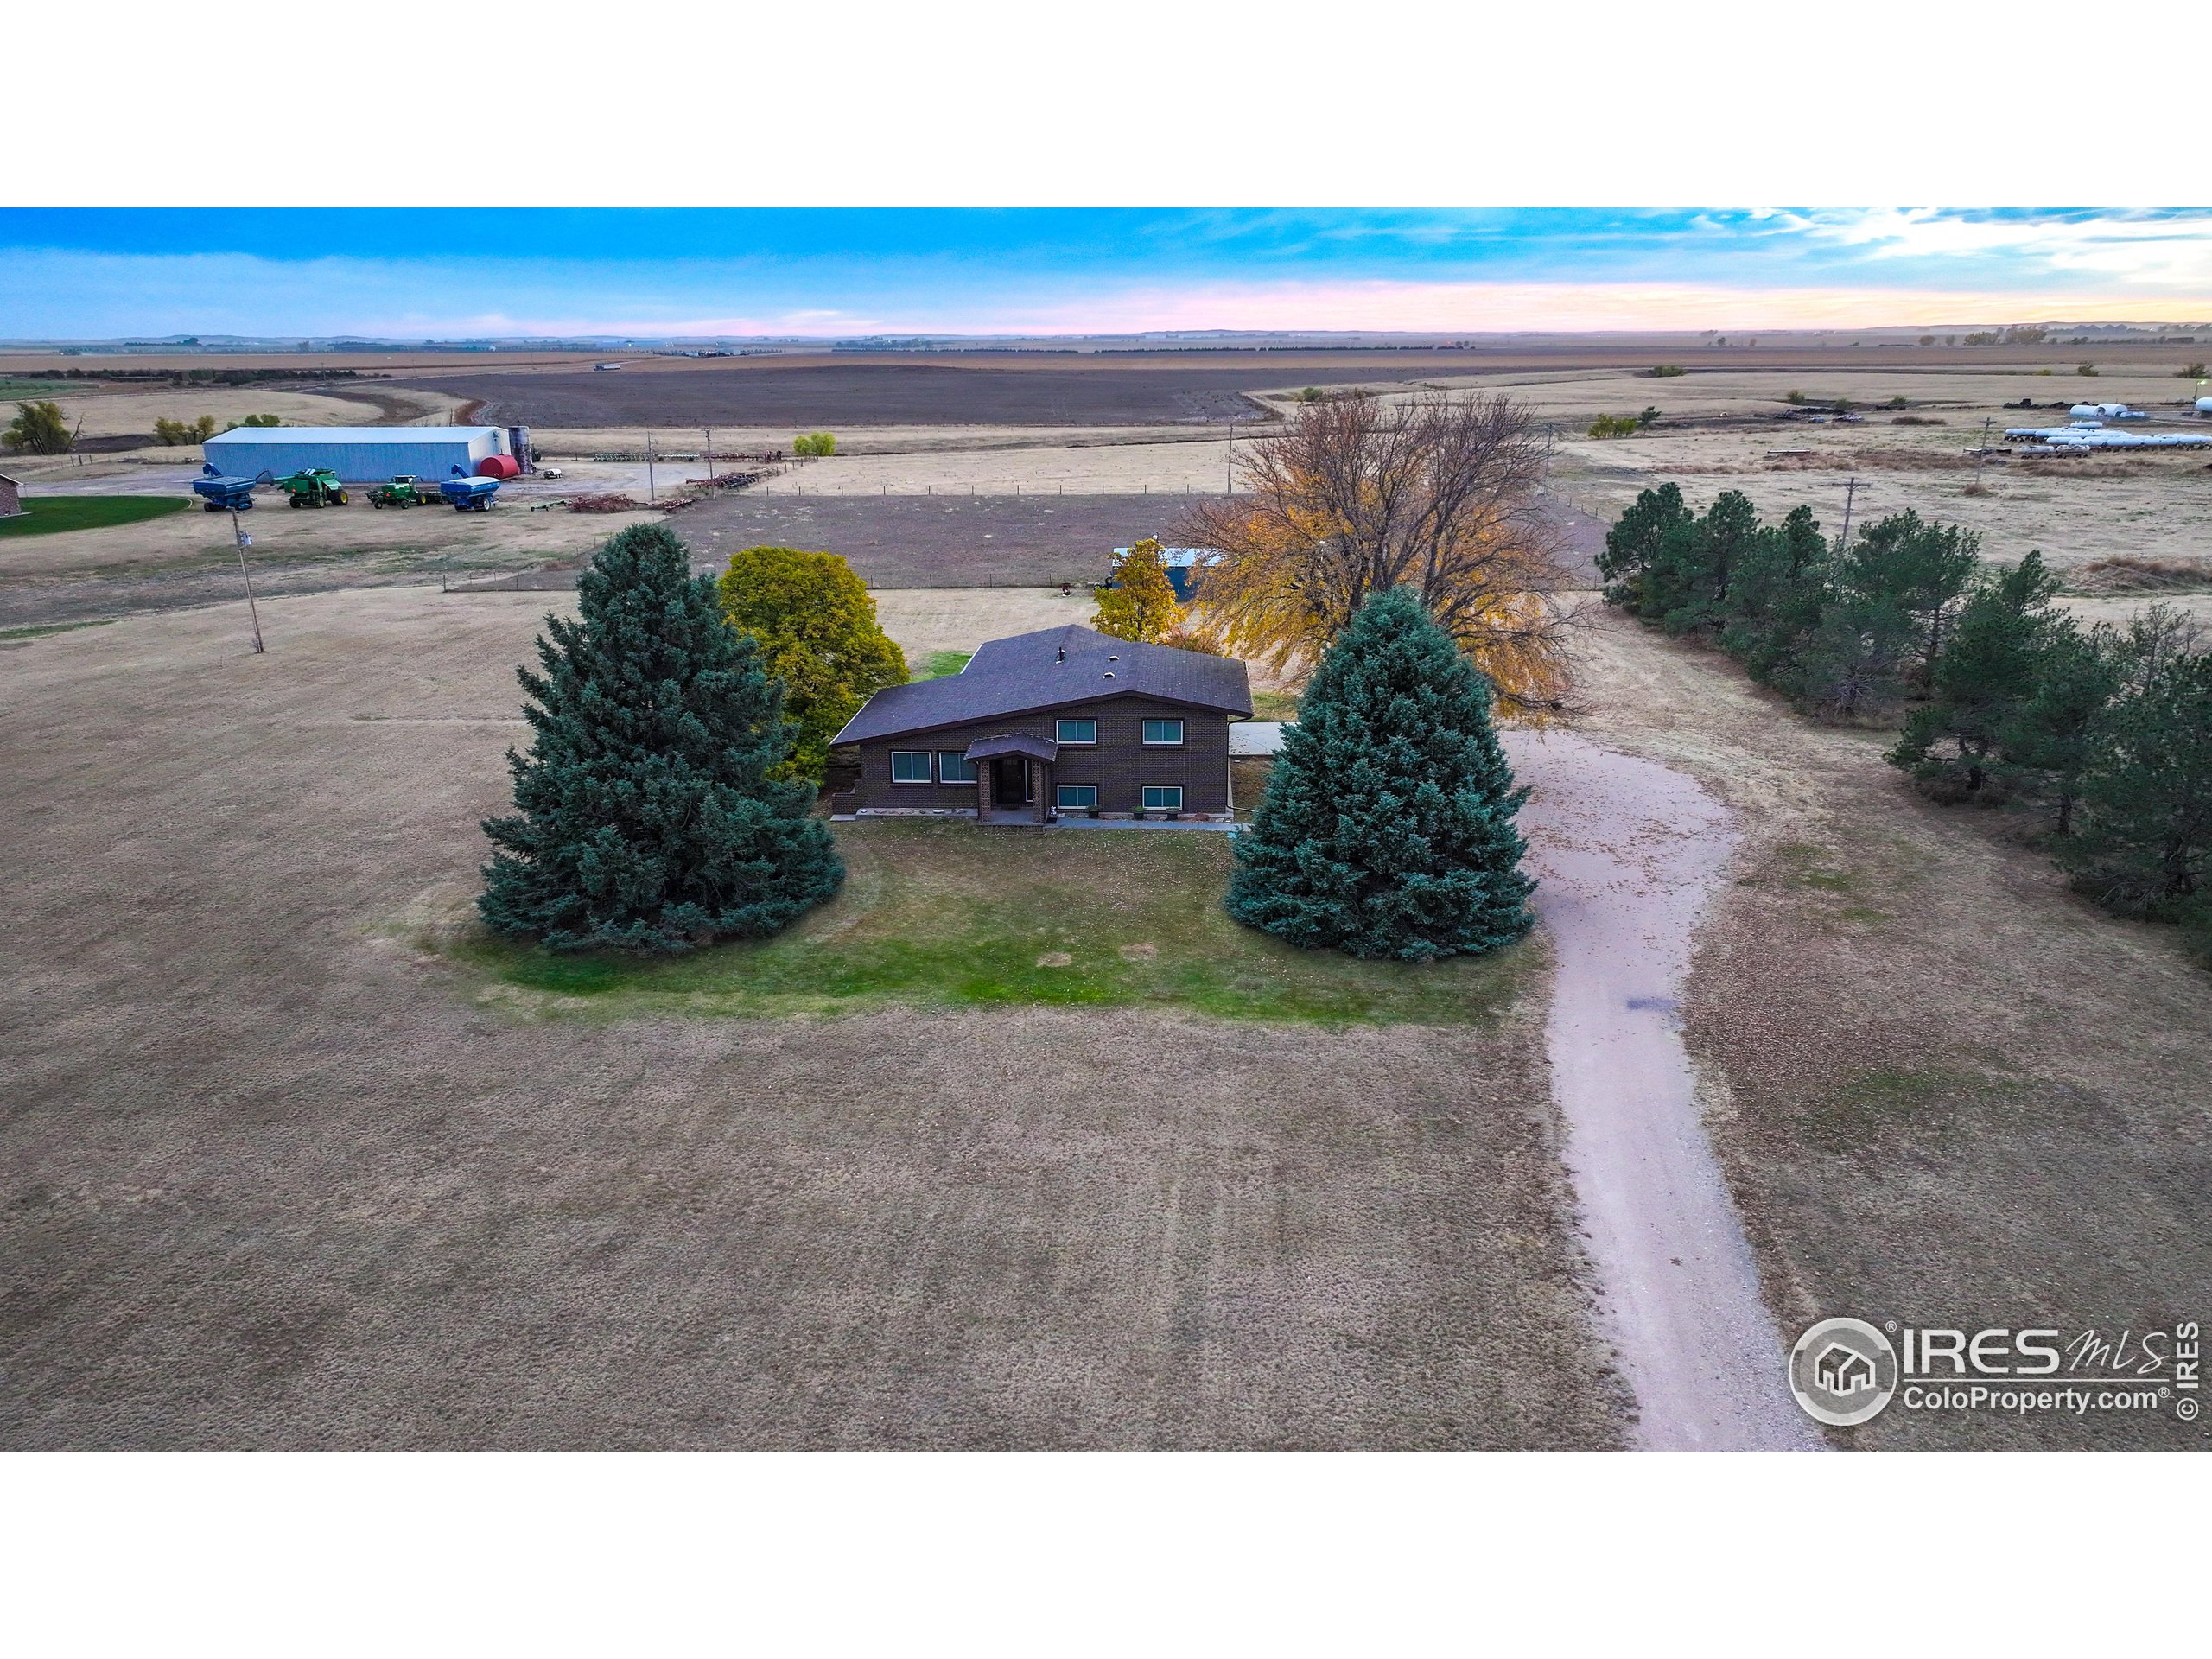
899;279;2209;335
1785;208;2212;289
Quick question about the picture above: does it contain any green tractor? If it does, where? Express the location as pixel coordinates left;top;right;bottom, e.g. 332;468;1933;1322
367;475;430;508
278;467;350;508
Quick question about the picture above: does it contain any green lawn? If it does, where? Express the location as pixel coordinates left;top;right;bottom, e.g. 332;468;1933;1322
0;495;190;539
455;817;1533;1024
0;619;115;642
912;648;974;680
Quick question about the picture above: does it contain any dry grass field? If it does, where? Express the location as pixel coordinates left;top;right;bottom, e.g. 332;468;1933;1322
6;382;458;443
414;360;1279;426
0;588;1625;1450
0;495;660;628
680;492;1220;587
1475;365;2212;575
869;586;1088;660
10;340;2201;620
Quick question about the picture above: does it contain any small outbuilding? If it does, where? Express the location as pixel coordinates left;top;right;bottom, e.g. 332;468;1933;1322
834;625;1252;824
200;426;514;485
1110;545;1221;601
0;473;22;518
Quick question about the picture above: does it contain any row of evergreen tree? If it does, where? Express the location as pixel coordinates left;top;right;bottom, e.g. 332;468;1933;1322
1599;485;2211;957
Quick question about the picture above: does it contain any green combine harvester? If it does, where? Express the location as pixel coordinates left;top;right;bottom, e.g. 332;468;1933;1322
277;468;349;508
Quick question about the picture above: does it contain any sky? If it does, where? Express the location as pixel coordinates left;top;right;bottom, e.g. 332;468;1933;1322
3;208;2209;340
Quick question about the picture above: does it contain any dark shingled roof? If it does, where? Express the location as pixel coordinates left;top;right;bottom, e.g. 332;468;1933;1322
964;732;1059;762
835;625;1252;744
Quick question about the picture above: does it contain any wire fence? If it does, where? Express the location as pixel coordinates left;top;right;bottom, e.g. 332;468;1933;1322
441;567;579;594
739;481;1241;498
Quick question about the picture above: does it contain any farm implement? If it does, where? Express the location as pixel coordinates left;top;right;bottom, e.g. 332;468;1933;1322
367;475;433;508
278;468;349;507
367;472;499;511
190;464;274;512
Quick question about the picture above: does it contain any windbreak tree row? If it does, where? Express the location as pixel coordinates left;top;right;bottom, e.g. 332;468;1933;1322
1600;484;2212;963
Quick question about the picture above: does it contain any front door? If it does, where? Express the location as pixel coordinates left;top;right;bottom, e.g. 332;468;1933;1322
992;756;1029;806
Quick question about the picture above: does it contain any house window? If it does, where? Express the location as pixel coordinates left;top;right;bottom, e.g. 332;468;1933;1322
1142;786;1184;811
938;752;976;785
1057;784;1098;810
1141;719;1185;747
1055;718;1098;745
890;750;931;784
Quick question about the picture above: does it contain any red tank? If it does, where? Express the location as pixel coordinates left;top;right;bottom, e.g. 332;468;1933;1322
476;454;523;480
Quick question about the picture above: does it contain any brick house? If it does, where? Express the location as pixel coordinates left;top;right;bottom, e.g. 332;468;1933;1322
0;474;22;518
834;625;1253;824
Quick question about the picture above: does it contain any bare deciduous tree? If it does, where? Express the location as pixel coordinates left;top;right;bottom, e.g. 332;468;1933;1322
1175;391;1580;717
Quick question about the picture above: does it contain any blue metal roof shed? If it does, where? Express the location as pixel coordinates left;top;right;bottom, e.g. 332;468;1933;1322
200;426;510;484
1111;546;1221;601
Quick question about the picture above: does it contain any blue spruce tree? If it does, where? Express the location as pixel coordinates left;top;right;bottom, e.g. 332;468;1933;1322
1226;587;1535;961
480;521;842;952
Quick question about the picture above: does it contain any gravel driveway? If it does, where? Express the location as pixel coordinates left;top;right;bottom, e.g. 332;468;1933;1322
1508;729;1821;1451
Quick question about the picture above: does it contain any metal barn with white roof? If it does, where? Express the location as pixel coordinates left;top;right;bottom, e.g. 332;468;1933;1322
200;426;512;484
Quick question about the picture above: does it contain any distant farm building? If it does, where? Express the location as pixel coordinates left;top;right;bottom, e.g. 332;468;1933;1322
200;426;528;484
1111;545;1223;601
0;473;21;518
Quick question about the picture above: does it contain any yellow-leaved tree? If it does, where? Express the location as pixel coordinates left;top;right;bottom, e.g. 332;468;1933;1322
716;544;907;780
1175;392;1580;718
1093;537;1183;645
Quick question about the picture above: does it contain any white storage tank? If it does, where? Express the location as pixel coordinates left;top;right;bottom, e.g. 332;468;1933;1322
200;426;510;484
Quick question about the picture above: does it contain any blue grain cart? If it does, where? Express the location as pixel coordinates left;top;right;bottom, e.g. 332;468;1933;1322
190;465;274;511
438;473;502;512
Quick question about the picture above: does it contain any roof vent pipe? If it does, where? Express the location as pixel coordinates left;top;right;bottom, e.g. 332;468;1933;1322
1056;646;1065;663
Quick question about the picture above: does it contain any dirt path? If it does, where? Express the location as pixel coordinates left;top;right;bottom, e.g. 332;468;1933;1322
1505;730;1822;1451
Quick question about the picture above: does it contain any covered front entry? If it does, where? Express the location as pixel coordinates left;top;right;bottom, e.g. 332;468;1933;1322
966;731;1058;826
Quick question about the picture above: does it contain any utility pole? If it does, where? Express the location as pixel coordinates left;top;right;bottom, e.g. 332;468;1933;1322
1224;421;1236;495
1839;475;1858;552
229;505;264;653
704;426;715;493
645;429;657;504
1973;416;1993;489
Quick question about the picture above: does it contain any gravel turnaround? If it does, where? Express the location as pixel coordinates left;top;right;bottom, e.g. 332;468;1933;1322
1508;730;1822;1451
